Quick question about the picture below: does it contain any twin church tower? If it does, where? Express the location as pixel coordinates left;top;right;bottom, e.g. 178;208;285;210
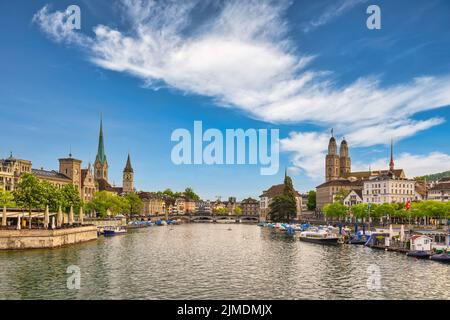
325;130;351;182
94;117;134;194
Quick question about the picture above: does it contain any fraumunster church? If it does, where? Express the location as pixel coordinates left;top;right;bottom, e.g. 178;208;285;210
0;117;134;200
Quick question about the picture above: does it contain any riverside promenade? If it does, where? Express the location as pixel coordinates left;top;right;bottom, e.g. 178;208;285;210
0;206;97;250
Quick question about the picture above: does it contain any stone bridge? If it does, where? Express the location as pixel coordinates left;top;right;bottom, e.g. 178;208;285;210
148;214;259;223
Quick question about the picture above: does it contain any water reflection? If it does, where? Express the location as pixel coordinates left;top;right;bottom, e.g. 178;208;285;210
0;224;448;299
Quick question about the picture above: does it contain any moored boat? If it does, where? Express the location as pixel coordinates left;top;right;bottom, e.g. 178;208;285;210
298;229;340;245
430;253;450;263
104;226;127;236
406;250;431;259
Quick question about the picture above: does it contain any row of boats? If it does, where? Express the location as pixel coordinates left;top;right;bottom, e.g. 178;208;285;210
98;219;181;236
258;222;450;264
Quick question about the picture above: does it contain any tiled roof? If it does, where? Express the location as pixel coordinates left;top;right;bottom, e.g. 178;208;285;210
260;184;301;198
344;169;405;179
97;178;122;194
241;197;259;204
316;179;363;189
138;192;164;200
429;182;450;191
32;169;71;181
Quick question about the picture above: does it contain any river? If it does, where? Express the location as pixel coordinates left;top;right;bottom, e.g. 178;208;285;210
0;224;448;299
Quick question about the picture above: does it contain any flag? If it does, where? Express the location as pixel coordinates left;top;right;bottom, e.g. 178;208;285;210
405;200;411;210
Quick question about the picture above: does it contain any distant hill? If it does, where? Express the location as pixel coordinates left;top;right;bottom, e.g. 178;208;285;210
416;170;450;182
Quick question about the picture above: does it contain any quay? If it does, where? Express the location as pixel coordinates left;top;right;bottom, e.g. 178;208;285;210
0;225;97;250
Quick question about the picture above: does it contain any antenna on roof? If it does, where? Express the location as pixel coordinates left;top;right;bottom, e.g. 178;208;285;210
69;145;72;158
331;128;334;137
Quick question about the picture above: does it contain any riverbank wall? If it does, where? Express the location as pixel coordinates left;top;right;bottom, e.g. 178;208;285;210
0;226;98;250
84;218;126;227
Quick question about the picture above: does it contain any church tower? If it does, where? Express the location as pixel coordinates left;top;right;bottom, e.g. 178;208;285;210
389;139;395;172
122;153;134;194
94;116;108;182
59;153;82;192
339;138;351;177
325;130;340;181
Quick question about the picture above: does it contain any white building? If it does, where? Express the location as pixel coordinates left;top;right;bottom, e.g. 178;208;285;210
427;179;450;202
362;173;416;205
343;190;363;207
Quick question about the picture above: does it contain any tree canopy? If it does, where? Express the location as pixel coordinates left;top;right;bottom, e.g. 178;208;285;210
268;175;297;222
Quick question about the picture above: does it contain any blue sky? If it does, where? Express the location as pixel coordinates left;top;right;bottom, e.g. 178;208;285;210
1;0;450;200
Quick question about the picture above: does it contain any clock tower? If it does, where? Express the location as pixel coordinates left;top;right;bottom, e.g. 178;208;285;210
59;154;82;192
122;153;134;194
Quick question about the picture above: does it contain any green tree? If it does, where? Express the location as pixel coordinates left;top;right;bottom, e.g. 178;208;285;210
234;206;242;216
184;187;200;201
123;192;144;215
41;181;63;212
60;184;82;213
213;207;228;215
86;191;112;217
268;194;297;222
268;174;298;222
351;203;368;219
86;191;130;217
0;190;14;208
13;173;45;229
323;202;348;220
373;203;395;220
306;190;316;211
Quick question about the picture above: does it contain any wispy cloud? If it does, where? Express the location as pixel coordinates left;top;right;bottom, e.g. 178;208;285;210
302;0;368;33
33;0;450;179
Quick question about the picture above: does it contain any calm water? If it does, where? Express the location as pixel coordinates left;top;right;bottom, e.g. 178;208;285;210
0;224;449;300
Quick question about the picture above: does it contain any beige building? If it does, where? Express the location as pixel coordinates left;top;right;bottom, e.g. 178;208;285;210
33;155;98;202
241;197;259;216
139;192;166;215
0;154;32;191
428;179;450;202
223;197;237;215
33;168;72;189
316;179;363;210
81;163;96;202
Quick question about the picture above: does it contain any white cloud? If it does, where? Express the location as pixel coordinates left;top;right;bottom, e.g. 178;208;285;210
353;152;450;177
33;1;450;179
280;131;330;180
32;1;450;128
302;0;368;33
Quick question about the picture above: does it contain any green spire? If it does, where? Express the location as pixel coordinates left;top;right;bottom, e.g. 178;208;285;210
96;115;107;164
